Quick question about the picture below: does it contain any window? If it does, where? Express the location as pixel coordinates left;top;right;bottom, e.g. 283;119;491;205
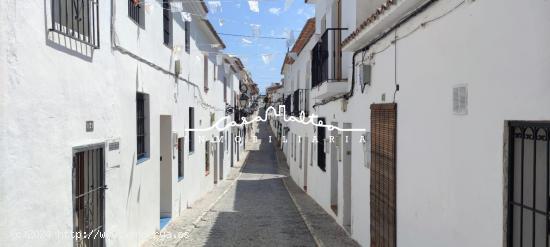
294;134;297;162
507;121;550;247
184;21;191;53
136;93;149;160
162;1;173;47
205;141;210;175
178;137;184;179
213;64;217;81
128;0;144;27
51;0;100;48
317;117;326;171
204;55;209;92
189;107;195;153
223;78;227;103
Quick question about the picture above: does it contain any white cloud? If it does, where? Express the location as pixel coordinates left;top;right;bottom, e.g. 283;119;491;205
268;8;281;15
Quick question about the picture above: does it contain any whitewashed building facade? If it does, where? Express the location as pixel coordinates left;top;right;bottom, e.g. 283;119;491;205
0;0;256;246
278;0;550;246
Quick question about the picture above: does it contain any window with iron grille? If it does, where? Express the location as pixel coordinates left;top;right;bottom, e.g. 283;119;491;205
128;0;144;27
178;137;185;179
50;0;100;48
507;121;550;247
189;107;195;153
185;21;191;53
162;1;172;47
136;93;149;160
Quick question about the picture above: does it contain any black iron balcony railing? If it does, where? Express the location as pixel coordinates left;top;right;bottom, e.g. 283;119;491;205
311;28;348;88
291;89;309;117
50;0;100;48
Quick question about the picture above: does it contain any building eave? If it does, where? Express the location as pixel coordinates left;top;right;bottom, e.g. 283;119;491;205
342;0;430;52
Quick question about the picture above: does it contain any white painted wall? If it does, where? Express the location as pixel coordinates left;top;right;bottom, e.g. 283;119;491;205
300;0;550;246
0;0;244;246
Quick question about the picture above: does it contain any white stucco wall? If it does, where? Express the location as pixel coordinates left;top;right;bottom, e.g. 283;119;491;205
295;0;550;246
0;0;242;246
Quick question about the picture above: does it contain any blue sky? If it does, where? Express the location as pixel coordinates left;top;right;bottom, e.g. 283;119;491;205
205;0;314;93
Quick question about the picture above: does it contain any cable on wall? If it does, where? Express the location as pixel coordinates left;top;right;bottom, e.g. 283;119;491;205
111;0;228;112
312;0;466;109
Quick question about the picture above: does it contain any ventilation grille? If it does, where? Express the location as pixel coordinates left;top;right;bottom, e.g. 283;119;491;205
453;85;468;115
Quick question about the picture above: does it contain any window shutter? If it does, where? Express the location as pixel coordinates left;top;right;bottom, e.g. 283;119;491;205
370;103;397;247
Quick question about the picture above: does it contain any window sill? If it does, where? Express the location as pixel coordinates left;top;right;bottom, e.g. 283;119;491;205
137;156;150;164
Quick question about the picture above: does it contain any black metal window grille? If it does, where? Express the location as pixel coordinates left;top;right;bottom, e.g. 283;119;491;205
317;117;326;171
72;146;105;247
128;0;144;27
178;137;185;178
292;90;299;116
136;93;147;159
205;141;210;174
185;21;191;53
311;28;347;88
291;89;309;117
189;107;195;153
162;1;172;47
507;121;550;247
50;0;100;48
300;89;309;117
284;95;291;116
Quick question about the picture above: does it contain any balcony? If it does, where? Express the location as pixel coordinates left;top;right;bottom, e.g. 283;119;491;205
311;28;348;100
291;89;309;117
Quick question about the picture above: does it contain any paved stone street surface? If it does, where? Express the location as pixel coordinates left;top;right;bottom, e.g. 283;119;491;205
178;122;315;247
145;120;359;247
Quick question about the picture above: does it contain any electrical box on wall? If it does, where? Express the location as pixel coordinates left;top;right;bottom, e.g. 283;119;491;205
106;138;121;171
357;64;372;92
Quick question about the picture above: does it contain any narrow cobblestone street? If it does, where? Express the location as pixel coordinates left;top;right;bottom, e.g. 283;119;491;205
145;119;359;247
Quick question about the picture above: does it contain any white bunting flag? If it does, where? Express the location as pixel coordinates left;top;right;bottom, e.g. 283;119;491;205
207;1;222;13
248;0;259;13
250;24;261;37
261;54;273;65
